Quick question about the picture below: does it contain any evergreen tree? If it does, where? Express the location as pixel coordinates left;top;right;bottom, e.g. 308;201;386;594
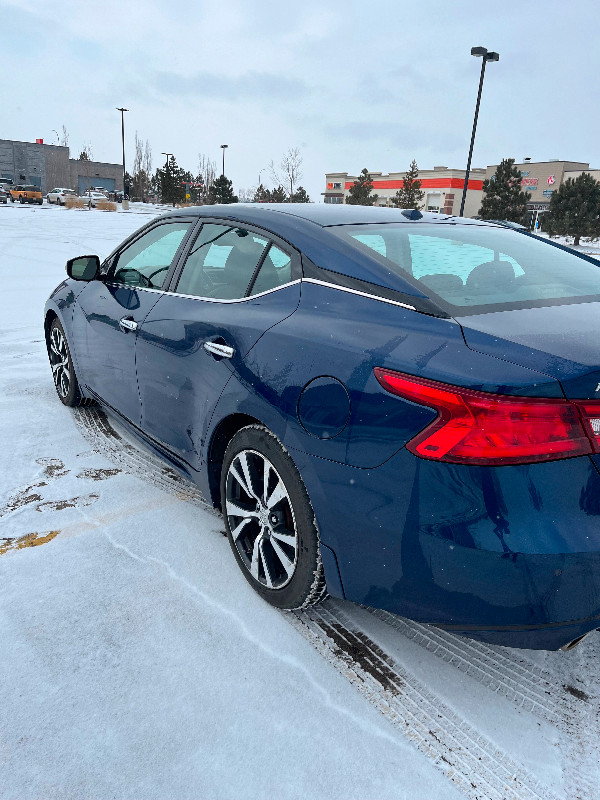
345;168;378;205
158;155;185;205
124;171;133;200
191;173;206;204
543;173;600;246
208;174;238;204
253;183;271;203
270;185;288;203
390;160;424;209
479;158;531;222
150;168;162;200
291;186;311;203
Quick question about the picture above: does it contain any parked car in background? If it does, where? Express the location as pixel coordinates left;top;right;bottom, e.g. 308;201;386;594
79;191;110;207
0;187;8;204
44;204;600;651
47;188;76;206
92;187;110;196
10;185;43;204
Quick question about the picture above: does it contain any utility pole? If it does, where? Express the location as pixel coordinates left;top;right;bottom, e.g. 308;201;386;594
116;107;129;209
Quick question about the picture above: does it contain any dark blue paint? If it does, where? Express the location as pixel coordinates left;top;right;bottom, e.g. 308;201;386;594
136;284;300;466
45;205;600;649
70;281;162;424
297;377;351;439
458;302;600;399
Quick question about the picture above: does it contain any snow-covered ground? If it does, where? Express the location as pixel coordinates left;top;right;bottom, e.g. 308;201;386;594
1;203;599;800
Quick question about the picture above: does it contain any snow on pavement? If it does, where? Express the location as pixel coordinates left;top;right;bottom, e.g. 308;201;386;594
1;203;599;800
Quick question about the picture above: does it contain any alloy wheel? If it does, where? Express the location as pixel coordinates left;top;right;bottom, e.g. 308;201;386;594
225;449;298;589
49;326;70;398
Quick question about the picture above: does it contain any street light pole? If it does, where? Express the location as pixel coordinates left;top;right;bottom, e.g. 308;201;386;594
220;144;228;176
161;152;174;206
116;107;129;207
459;47;499;217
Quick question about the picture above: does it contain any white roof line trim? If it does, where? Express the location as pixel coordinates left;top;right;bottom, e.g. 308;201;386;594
106;280;301;303
302;278;417;311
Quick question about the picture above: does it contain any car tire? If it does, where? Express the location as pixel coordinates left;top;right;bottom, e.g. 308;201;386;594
47;319;91;407
221;424;327;609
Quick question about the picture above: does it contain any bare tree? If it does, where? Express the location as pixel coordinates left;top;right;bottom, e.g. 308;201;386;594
78;143;94;197
78;143;93;160
237;187;254;203
269;147;303;202
59;125;69;148
197;153;217;201
143;140;152;200
131;132;144;201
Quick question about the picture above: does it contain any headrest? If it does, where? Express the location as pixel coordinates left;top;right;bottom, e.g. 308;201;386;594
419;273;464;295
466;260;515;291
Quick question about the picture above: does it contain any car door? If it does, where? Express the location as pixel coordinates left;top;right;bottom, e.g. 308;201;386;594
136;220;301;469
71;219;194;424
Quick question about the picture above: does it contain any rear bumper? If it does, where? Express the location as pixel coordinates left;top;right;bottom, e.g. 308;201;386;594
293;447;600;649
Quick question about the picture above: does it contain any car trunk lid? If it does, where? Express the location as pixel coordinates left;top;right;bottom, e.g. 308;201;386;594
455;301;600;400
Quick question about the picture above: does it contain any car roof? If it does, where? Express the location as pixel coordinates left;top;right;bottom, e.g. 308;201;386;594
168;202;493;228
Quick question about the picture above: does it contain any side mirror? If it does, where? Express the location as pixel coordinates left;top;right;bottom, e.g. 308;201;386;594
66;255;100;281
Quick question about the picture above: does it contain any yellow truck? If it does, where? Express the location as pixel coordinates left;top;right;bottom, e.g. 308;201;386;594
10;185;43;205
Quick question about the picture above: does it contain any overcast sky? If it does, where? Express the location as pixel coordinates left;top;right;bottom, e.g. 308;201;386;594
2;0;598;200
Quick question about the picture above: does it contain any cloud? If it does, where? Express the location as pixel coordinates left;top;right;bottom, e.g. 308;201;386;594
323;121;421;148
134;70;310;105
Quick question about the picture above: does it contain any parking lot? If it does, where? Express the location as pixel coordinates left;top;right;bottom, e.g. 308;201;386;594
1;204;599;800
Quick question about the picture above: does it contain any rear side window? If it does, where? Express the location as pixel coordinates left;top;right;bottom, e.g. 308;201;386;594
176;224;269;299
250;245;292;295
330;223;600;313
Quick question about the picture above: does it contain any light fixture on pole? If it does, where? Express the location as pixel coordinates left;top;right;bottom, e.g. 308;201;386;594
220;144;228;176
458;47;499;217
116;107;129;207
52;129;60;144
161;152;174;206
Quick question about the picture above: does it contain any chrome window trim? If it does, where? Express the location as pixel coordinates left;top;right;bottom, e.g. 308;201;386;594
302;278;417;311
105;279;301;303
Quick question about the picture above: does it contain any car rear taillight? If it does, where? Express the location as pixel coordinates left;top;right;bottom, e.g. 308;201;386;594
576;402;600;453
374;368;600;465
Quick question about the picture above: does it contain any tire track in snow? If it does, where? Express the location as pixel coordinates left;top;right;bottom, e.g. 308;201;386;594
289;602;561;800
71;407;211;509
364;609;600;800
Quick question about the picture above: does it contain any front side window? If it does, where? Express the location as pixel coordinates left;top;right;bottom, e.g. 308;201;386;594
112;221;191;289
330;223;600;313
176;224;269;299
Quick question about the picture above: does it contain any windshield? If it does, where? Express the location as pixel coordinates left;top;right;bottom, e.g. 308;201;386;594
330;223;600;314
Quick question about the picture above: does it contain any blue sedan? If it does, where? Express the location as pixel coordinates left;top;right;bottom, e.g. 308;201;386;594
44;204;600;650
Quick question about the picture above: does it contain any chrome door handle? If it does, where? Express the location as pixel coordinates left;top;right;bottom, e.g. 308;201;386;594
203;341;234;359
119;317;138;332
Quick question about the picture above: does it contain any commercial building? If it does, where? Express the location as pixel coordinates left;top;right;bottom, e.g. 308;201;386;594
325;159;599;218
0;138;123;195
324;166;486;217
483;159;594;214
